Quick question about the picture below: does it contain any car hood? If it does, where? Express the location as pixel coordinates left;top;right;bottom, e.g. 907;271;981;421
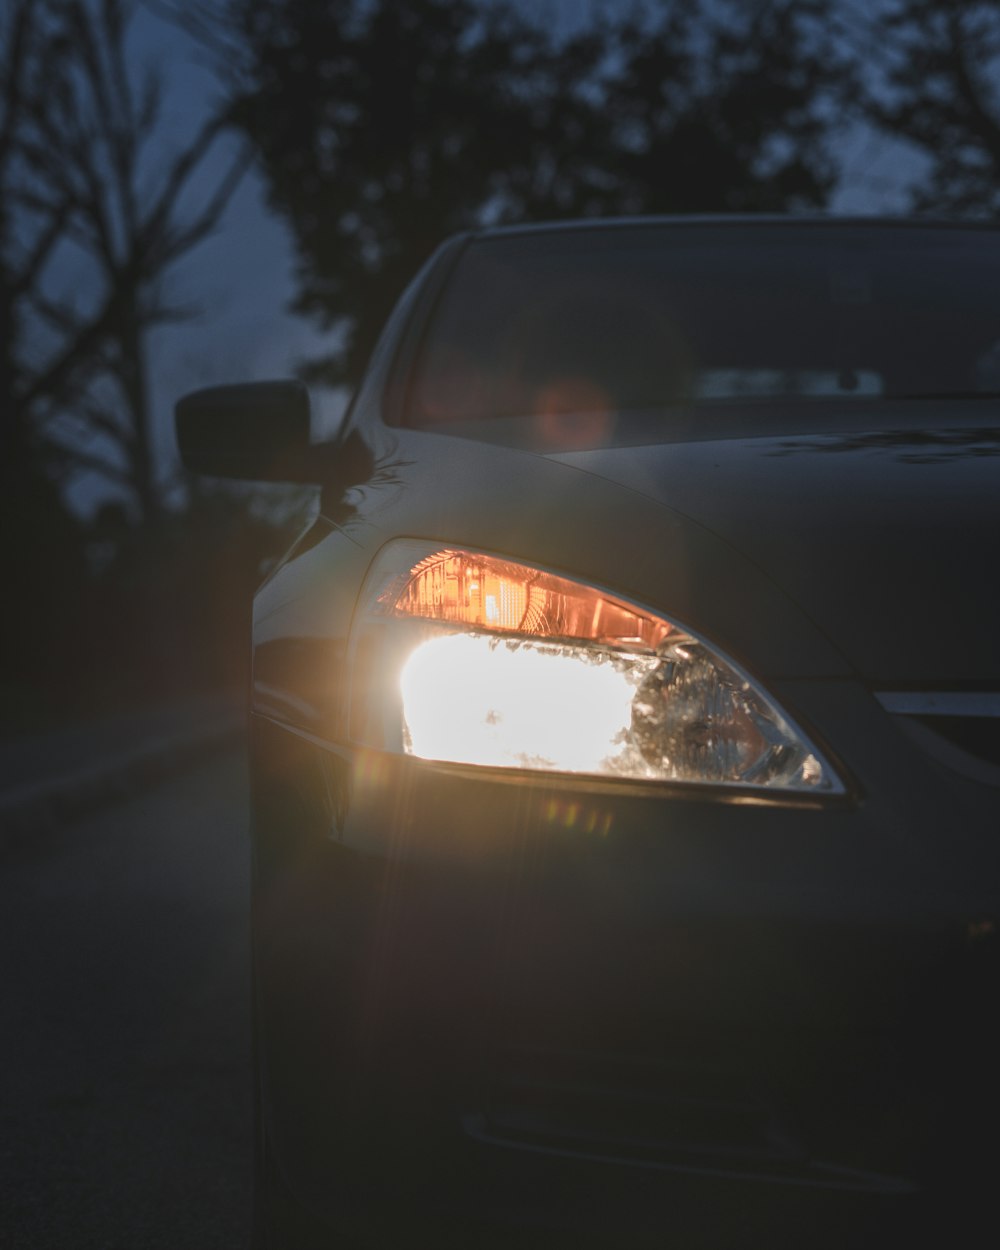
550;416;1000;684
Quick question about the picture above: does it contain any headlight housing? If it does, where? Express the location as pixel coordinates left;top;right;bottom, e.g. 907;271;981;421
348;541;843;794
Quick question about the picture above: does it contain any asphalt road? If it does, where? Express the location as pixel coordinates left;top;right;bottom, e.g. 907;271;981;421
0;748;251;1249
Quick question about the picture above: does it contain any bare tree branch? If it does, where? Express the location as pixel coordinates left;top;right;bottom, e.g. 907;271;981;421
137;111;231;256
148;136;255;267
945;5;1000;170
139;0;249;75
10;204;75;299
837;0;1000;214
4;0;252;522
45;440;135;486
0;0;35;168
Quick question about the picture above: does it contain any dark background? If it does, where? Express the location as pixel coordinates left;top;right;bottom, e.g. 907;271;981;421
1;3;998;1245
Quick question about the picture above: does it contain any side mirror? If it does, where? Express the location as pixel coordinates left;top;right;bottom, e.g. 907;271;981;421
175;380;315;481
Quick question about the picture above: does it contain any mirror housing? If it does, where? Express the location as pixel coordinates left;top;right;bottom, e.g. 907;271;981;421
175;380;316;481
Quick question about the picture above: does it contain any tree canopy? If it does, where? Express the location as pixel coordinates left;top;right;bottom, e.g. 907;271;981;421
223;0;841;386
839;0;1000;215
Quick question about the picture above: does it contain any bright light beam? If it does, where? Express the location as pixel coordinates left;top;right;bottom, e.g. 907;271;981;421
400;633;638;773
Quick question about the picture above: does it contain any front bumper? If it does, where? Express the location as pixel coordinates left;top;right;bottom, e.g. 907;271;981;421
250;677;1000;1244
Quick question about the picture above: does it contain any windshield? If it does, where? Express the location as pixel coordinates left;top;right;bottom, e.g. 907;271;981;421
407;223;1000;442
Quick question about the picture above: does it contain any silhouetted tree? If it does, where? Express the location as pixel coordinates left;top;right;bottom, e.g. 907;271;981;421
214;0;840;387
837;0;1000;214
4;0;252;526
1;2;75;472
1;0;262;718
606;1;840;215
1;1;92;711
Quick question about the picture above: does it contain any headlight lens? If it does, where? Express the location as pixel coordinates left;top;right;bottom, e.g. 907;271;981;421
349;542;843;793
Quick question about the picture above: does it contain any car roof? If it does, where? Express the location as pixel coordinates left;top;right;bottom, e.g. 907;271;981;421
465;214;1000;243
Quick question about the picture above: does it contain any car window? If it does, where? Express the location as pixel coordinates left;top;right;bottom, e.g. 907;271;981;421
406;224;1000;441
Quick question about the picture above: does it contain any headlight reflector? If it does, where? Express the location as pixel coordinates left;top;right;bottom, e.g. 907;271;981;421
349;542;842;793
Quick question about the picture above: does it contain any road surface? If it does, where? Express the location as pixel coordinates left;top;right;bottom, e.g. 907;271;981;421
1;748;251;1249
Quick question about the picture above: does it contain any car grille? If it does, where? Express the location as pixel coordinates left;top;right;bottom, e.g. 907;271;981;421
876;692;1000;785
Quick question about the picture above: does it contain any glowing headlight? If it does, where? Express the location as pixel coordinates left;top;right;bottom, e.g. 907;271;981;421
348;542;843;793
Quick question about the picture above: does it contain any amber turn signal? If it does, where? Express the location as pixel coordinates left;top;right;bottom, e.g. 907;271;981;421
378;549;672;651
